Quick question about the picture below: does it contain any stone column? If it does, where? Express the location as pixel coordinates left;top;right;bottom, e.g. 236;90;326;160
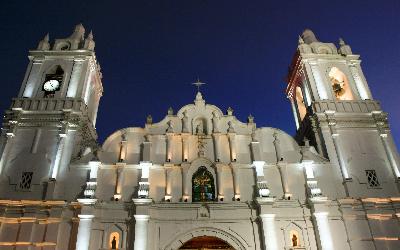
91;92;102;127
166;134;173;162
272;132;282;162
231;164;240;200
331;135;349;178
260;214;279;250
165;166;173;201
22;58;44;97
30;128;42;153
326;112;350;181
0;133;14;175
290;99;300;129
228;133;237;162
380;134;400;178
132;199;152;250
181;133;189;162
75;199;96;250
181;164;190;201
277;162;290;198
310;117;325;156
212;133;221;162
373;111;400;178
133;215;150;250
67;59;85;98
76;214;94;250
81;59;96;97
312;212;334;250
118;139;127;162
51;135;66;179
309;61;329;100
349;63;371;100
216;164;224;201
114;163;125;200
302;81;313;106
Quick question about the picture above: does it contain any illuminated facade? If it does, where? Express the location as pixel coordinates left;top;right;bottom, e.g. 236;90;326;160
0;25;399;250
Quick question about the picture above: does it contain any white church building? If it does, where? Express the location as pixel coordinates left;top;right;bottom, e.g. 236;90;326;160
0;24;399;250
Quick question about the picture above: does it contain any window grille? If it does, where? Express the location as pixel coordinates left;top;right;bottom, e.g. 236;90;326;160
365;170;380;187
19;172;33;190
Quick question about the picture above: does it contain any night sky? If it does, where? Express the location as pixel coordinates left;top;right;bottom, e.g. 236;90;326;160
0;1;399;149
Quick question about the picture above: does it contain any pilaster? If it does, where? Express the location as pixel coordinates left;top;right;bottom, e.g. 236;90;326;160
132;199;152;250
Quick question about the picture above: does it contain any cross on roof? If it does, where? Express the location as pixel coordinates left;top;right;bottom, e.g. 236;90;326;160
192;78;206;92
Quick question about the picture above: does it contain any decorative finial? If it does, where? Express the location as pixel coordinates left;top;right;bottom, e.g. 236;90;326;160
192;78;206;93
167;107;174;115
146;115;153;124
76;23;84;30
339;37;345;46
37;33;50;50
227;107;234;116
338;37;352;55
298;35;304;44
88;30;94;40
70;23;85;41
247;114;254;123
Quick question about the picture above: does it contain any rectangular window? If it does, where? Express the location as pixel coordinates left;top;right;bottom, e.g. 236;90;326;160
19;172;33;190
365;170;380;188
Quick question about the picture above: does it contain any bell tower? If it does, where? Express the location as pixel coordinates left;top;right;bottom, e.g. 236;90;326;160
286;29;400;197
0;24;103;200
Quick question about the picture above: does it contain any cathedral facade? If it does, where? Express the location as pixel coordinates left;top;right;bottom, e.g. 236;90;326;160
0;25;399;250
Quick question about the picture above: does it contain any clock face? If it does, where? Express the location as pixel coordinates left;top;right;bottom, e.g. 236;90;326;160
43;79;60;92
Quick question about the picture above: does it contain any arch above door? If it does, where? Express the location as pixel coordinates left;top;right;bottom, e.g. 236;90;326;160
164;227;247;250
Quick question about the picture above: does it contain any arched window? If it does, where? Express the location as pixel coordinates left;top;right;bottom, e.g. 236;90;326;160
109;232;120;249
328;67;354;100
192;166;215;202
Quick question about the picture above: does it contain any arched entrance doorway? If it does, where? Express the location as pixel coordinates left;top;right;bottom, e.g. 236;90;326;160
179;236;235;249
164;227;247;250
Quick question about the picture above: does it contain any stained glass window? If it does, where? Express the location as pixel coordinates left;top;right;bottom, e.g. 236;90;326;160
192;166;215;202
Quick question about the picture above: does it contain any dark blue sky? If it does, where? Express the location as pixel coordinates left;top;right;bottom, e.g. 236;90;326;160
0;1;399;149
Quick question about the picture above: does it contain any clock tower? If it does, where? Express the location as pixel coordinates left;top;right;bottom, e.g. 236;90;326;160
0;24;103;200
286;29;400;198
